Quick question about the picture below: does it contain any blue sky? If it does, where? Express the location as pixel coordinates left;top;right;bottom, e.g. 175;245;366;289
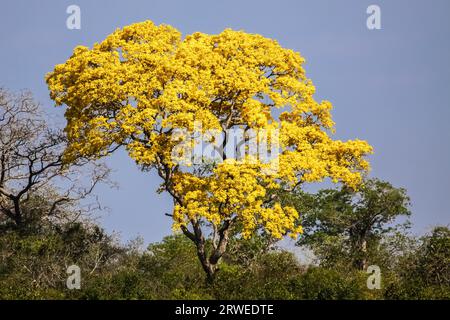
1;0;449;245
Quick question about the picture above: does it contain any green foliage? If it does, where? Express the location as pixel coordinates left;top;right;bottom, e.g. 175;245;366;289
289;267;369;300
0;180;448;300
384;226;450;300
1;221;449;299
0;218;123;299
213;251;302;299
291;178;411;270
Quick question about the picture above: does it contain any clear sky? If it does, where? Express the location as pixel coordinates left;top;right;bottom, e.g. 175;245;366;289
1;0;449;245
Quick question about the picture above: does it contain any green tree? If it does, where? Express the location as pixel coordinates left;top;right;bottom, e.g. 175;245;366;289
387;226;450;299
292;178;411;270
0;215;123;299
289;267;370;300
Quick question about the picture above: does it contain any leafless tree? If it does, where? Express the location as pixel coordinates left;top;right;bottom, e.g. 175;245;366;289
0;88;110;230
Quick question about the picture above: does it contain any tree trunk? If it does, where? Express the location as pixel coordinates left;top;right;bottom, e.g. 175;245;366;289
354;238;368;270
182;219;231;283
194;239;217;283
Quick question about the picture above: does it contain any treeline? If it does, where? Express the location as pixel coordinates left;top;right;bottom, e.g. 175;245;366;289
0;88;449;300
0;216;449;299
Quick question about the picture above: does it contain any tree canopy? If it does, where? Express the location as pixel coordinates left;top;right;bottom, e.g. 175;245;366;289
292;179;411;270
46;20;372;279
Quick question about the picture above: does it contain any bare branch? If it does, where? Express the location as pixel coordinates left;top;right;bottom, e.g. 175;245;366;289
0;88;112;228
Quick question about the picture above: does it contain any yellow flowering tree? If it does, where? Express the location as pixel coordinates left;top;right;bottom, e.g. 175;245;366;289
46;21;372;281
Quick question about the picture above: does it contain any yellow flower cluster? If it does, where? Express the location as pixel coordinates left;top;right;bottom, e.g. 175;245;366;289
46;20;372;240
172;159;302;239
